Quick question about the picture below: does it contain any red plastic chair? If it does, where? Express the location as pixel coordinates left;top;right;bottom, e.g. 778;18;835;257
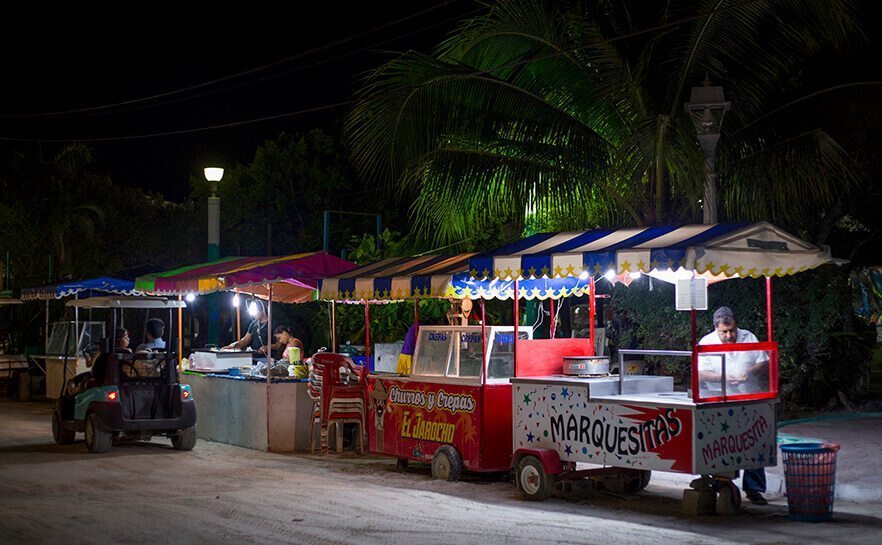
310;352;366;454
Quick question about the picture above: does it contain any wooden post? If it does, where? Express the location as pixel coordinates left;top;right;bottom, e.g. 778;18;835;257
330;300;337;352
549;298;556;339
177;294;183;371
265;284;273;451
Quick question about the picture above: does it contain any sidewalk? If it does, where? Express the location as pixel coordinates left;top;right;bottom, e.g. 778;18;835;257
767;414;882;502
646;414;882;503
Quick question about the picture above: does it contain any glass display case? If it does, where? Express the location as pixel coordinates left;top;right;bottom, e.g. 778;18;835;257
412;325;532;381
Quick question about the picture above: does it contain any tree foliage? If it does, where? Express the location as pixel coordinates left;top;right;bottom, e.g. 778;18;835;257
347;0;874;245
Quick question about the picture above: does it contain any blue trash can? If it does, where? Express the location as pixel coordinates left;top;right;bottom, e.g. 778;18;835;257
780;443;838;522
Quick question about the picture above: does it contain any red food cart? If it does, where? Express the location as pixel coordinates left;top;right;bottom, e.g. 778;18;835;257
318;255;595;478
464;222;838;506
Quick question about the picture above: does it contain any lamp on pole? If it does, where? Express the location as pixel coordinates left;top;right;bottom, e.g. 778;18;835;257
685;78;730;224
204;167;223;345
204;167;224;260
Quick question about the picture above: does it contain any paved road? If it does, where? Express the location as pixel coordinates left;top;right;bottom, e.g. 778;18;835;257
2;399;881;545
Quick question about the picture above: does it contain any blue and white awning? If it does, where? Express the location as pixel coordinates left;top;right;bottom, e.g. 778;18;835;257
319;255;593;302
468;223;835;281
20;277;143;301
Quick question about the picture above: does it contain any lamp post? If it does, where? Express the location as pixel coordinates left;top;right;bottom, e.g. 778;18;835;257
204;167;224;260
204;167;223;345
685;79;730;224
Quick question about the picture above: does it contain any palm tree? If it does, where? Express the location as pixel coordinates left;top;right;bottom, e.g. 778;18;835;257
346;0;871;245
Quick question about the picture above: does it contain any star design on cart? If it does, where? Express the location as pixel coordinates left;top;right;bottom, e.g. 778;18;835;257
721;421;730;433
526;432;535;443
561;387;569;399
523;393;532;405
564;445;573;456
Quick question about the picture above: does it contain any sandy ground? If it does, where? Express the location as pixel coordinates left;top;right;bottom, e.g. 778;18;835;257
2;399;881;545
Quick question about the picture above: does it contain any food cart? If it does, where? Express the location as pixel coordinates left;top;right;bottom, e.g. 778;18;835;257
319;254;596;477
465;222;837;505
135;251;356;452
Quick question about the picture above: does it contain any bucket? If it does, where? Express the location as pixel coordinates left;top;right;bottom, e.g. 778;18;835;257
781;443;839;522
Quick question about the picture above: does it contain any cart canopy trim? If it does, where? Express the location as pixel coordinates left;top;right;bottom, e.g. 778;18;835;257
319;254;594;303
135;251;357;303
468;222;836;281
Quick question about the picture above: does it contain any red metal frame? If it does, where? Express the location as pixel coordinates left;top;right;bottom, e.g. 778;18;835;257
691;341;779;403
365;302;371;358
549;298;556;339
589;277;596;348
766;276;774;342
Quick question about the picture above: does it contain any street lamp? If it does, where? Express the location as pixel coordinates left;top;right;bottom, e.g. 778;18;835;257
204;166;223;346
204;167;224;260
685;78;730;224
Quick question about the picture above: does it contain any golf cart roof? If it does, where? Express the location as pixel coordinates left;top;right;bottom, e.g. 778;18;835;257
66;296;187;309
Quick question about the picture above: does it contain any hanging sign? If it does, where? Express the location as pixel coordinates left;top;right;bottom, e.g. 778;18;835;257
676;278;708;311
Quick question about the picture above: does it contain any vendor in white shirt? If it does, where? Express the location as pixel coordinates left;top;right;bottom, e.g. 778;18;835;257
698;306;769;394
697;305;771;506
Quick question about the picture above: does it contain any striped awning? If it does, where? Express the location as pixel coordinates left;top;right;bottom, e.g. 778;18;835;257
135;252;358;303
319;254;594;302
468;222;836;281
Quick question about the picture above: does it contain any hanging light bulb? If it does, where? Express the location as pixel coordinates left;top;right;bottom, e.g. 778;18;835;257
247;301;258;317
604;269;616;282
232;294;240;307
185;293;196;303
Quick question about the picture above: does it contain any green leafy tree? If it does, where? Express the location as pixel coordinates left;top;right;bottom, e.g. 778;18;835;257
189;129;361;257
347;0;872;244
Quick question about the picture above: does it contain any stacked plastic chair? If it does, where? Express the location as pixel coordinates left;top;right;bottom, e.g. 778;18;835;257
308;352;366;454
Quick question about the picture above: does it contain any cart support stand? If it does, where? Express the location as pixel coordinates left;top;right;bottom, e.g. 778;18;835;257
549;298;555;339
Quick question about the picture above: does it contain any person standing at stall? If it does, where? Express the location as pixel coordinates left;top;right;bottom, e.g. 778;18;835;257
698;306;770;505
224;300;279;361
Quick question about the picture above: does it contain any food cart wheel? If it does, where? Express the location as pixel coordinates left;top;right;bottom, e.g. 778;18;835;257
516;456;555;501
431;445;463;482
52;410;75;444
395;458;409;472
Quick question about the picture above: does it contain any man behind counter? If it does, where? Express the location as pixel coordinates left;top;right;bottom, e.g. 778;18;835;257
224;300;281;360
698;306;770;506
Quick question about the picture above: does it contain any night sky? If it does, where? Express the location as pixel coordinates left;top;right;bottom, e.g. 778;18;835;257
0;2;477;201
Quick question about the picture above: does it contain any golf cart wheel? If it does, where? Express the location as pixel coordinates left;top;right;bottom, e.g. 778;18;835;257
52;410;75;444
84;413;112;453
516;456;555;501
431;445;463;482
171;426;197;451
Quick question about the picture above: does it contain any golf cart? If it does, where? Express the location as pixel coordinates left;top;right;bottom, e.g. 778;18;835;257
51;296;197;453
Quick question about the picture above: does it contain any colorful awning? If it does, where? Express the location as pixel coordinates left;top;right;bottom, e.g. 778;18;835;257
135;252;358;303
20;277;142;301
468;222;836;281
319;254;594;302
